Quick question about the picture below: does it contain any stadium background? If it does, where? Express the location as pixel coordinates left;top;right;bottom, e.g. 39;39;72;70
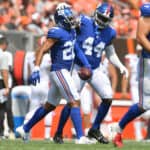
0;0;149;140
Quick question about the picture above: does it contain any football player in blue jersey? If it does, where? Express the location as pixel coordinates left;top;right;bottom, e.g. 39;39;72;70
16;3;94;144
53;2;128;144
111;3;150;148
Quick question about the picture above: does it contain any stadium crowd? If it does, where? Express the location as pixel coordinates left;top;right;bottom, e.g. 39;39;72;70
0;0;149;37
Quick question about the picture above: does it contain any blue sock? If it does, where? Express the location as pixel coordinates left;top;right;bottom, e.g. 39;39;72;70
70;107;83;139
92;101;111;130
119;103;144;130
56;104;71;135
23;107;49;132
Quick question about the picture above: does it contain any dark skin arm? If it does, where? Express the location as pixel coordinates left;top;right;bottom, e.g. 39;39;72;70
136;17;150;52
34;38;57;66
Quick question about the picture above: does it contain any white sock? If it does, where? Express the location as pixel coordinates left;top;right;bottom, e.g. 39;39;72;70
44;112;53;139
44;126;51;139
134;121;143;140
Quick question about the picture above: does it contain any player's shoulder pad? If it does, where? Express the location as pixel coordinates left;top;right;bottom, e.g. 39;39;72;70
107;26;117;39
80;14;92;25
47;27;64;39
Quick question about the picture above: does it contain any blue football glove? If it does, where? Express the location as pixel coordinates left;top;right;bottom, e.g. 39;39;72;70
30;66;40;85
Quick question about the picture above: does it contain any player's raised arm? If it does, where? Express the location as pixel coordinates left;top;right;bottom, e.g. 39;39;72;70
105;44;129;79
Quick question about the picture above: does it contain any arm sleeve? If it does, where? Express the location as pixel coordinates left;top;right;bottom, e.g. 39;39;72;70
74;42;91;68
105;44;124;69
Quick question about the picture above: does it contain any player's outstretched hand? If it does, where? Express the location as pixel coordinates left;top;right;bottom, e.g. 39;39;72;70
78;67;92;80
29;66;40;85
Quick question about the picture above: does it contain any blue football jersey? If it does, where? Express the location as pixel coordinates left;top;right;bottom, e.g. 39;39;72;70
91;23;117;69
142;33;150;58
75;15;95;67
75;16;116;69
47;27;76;71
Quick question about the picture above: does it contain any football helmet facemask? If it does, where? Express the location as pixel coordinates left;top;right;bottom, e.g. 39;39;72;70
54;4;76;30
94;2;114;29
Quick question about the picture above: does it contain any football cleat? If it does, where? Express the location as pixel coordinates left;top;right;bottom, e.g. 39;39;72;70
75;136;96;144
53;133;64;144
88;128;109;144
110;122;123;147
112;133;123;148
16;126;30;142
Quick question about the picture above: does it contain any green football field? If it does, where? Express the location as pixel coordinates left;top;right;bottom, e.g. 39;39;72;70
1;139;150;150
